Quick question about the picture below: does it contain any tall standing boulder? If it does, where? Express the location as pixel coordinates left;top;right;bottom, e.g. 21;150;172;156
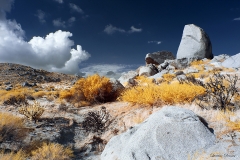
145;51;175;65
101;106;216;160
176;24;213;60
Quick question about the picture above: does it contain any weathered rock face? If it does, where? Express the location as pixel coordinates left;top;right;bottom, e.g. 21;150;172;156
101;106;216;160
221;53;240;68
118;71;138;86
138;64;158;77
177;24;213;60
145;51;175;65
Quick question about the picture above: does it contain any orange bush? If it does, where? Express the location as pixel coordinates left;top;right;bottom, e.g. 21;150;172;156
119;81;205;105
60;74;118;106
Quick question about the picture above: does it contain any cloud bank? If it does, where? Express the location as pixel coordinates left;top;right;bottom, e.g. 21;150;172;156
79;64;140;79
0;0;90;74
104;24;142;35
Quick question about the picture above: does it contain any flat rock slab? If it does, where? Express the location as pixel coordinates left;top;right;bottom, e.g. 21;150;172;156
101;106;216;160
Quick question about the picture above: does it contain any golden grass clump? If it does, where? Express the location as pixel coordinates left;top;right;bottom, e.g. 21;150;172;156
190;60;205;66
119;82;205;106
135;76;155;86
31;142;73;160
60;74;117;106
0;150;26;160
0;112;26;143
216;110;240;132
162;73;176;83
0;88;33;105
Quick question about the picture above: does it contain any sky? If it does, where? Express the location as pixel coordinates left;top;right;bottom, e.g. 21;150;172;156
0;0;240;76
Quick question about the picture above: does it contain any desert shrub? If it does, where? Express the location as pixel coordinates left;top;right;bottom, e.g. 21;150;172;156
162;73;176;83
0;88;32;105
82;106;111;133
0;150;26;160
18;101;44;122
0;112;27;143
32;91;59;101
135;76;155;85
60;74;117;105
119;81;205;105
217;110;240;132
190;60;206;66
31;142;73;160
195;73;239;111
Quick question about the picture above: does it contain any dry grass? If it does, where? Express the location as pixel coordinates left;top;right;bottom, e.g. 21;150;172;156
162;73;176;83
119;82;205;106
60;74;119;106
31;142;74;160
0;88;33;105
0;150;26;160
0;112;27;143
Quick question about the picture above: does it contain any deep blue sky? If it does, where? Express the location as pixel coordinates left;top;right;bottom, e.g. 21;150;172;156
6;0;240;65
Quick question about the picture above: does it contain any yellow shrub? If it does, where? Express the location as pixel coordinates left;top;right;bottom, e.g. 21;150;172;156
0;112;26;143
135;76;155;85
31;142;73;160
60;74;117;105
162;73;176;83
119;82;205;105
0;89;30;105
190;60;205;66
0;150;26;160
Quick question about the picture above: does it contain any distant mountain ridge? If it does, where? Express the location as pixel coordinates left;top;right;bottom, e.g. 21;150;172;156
0;63;76;86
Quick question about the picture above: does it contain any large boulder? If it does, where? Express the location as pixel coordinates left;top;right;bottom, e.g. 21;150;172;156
118;71;138;86
145;51;175;65
221;53;240;68
101;106;216;160
177;24;213;60
138;64;158;77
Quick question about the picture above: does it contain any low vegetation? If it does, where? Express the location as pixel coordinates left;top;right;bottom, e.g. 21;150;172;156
0;150;26;160
18;101;45;122
195;73;239;111
119;80;206;106
31;142;74;160
0;112;27;143
60;74;119;106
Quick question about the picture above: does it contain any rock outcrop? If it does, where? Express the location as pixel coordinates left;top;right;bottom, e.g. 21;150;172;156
145;51;175;65
221;53;240;68
138;64;158;77
176;24;213;60
101;106;216;160
118;71;138;86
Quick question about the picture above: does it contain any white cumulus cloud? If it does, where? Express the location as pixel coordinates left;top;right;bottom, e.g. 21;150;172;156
0;0;90;74
69;3;84;13
35;10;46;23
233;17;240;21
